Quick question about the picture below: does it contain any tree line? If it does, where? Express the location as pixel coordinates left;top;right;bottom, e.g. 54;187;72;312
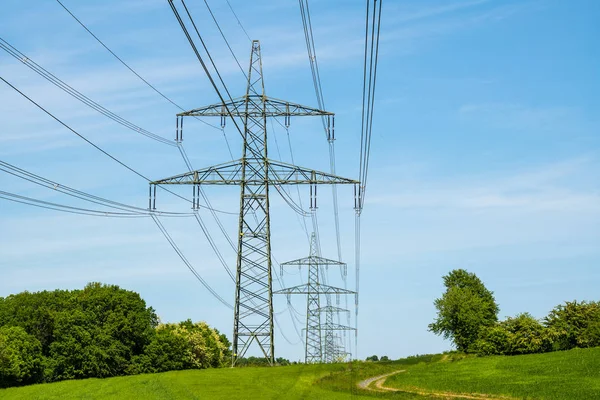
0;283;231;388
429;269;600;356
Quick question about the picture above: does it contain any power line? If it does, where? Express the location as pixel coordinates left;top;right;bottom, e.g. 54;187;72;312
0;38;175;147
168;0;246;141
225;0;252;42
0;190;146;218
202;0;247;79
151;214;233;309
354;0;383;360
0;76;235;215
51;1;246;291
54;0;221;132
358;0;383;204
0;160;191;217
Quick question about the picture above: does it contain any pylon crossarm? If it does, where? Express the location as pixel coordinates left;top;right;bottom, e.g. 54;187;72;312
150;159;243;185
274;283;356;295
267;160;358;185
178;96;334;117
325;323;357;331
315;306;350;314
281;255;347;267
151;159;358;186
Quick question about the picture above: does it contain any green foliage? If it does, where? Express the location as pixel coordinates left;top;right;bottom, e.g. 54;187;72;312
234;356;291;367
0;284;230;388
545;300;600;350
365;355;378;362
129;327;192;374
0;326;43;388
429;269;499;351
131;320;232;373
474;313;558;356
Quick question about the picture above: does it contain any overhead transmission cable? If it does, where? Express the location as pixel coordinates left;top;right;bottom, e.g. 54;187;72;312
298;0;350;355
52;0;245;293
0;38;174;147
54;0;221;131
355;0;383;359
0;160;191;217
168;0;246;141
0;190;146;218
54;0;236;160
151;214;233;309
225;0;252;42
0;77;233;308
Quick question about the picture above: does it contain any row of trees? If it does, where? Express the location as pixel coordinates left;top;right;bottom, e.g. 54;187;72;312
0;283;231;388
429;269;600;356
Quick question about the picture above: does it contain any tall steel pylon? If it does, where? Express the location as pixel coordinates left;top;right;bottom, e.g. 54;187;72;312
276;233;355;363
149;40;358;366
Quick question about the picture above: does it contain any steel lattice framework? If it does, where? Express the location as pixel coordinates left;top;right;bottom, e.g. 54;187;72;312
149;41;357;366
275;233;355;363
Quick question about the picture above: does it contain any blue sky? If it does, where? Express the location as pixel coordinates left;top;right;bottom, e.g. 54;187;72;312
1;0;599;362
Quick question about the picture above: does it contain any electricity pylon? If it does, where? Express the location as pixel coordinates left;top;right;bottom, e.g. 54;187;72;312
149;40;358;366
317;304;353;362
275;233;355;363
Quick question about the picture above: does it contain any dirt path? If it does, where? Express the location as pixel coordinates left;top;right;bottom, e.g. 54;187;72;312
357;370;514;399
356;370;406;390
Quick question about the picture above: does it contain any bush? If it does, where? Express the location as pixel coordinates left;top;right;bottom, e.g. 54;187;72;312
0;326;44;388
474;313;558;356
545;301;600;350
129;328;192;374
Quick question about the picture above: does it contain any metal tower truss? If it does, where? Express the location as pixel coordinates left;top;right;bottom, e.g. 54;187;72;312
318;304;353;363
274;233;355;363
150;159;356;186
148;40;358;366
179;96;335;120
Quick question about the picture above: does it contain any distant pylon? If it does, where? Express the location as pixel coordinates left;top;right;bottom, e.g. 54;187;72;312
275;233;355;363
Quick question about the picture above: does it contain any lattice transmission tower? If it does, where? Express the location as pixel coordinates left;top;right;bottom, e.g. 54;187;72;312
149;40;357;365
318;304;353;362
275;233;355;363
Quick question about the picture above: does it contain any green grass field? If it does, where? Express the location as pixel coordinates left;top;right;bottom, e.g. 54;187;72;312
1;348;598;399
386;347;600;400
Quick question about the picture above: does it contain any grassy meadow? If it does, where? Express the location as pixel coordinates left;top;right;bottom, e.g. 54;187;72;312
1;348;598;399
386;347;600;399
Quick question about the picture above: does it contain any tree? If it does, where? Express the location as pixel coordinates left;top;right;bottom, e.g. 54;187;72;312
429;269;499;352
0;326;44;388
544;301;600;350
474;313;557;356
129;327;192;374
365;355;378;362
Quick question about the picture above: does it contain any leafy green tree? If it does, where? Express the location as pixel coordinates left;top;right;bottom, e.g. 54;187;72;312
474;313;559;356
472;324;512;355
429;269;499;352
380;355;390;362
545;301;600;350
129;327;192;374
365;355;378;362
0;326;44;388
503;313;557;355
163;320;231;368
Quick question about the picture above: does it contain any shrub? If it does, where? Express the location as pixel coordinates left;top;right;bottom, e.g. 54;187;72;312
0;326;44;388
545;301;600;350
